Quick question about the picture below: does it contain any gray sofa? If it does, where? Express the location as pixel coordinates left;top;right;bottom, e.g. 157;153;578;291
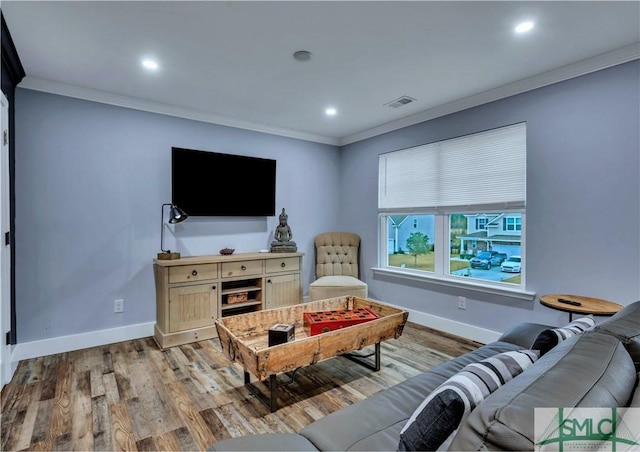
209;300;640;451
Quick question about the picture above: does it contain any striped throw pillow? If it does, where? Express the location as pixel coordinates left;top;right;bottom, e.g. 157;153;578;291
532;315;595;356
398;349;539;451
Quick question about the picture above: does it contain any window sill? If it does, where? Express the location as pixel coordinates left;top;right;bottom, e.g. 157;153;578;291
371;267;536;301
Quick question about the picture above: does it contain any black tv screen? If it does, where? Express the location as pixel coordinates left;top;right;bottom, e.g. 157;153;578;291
172;147;276;216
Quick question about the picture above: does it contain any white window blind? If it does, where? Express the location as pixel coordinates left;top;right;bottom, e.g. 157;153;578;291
378;122;526;212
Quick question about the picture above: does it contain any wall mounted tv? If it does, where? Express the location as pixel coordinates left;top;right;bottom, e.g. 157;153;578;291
172;147;276;217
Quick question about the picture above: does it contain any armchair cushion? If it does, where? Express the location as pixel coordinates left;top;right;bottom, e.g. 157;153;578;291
309;276;367;301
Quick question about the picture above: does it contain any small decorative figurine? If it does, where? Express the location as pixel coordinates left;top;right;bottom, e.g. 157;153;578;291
270;208;297;252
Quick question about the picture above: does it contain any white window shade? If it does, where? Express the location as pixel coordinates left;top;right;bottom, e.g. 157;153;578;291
379;122;526;212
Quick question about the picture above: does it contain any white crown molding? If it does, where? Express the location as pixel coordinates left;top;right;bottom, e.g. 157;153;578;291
17;77;341;146
340;43;640;146
12;322;155;362
17;44;639;147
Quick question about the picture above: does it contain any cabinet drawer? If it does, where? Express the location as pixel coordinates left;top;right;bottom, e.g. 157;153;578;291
221;260;262;278
169;263;218;284
266;257;300;274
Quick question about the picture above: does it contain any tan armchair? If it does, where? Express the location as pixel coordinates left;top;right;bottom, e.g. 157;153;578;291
308;232;368;301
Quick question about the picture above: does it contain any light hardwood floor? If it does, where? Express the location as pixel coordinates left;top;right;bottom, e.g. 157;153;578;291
1;323;480;451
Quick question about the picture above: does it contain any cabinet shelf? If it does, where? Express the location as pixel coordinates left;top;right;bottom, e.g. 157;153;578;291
221;300;262;312
221;285;261;296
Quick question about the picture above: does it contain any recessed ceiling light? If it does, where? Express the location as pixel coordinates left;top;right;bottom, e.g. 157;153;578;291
515;21;534;34
141;59;159;70
325;107;337;116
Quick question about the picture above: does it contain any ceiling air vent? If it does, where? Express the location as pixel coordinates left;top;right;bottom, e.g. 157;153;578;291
384;96;416;108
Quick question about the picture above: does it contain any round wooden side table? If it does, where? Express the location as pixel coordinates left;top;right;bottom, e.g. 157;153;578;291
539;294;623;321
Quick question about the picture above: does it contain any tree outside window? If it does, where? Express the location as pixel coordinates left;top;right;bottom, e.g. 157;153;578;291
406;232;429;266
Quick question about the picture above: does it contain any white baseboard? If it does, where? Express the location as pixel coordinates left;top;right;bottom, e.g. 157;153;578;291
12;322;155;363
305;296;500;344
404;308;501;344
8;307;499;374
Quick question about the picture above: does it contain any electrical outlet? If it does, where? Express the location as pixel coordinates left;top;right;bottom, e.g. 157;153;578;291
114;299;124;313
458;296;467;310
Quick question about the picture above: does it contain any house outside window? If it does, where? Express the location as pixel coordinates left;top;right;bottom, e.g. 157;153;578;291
377;122;527;293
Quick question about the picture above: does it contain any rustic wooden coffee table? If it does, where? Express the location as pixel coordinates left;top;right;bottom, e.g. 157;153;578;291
215;296;408;411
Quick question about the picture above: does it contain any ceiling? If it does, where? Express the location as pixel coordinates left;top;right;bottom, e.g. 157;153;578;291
3;1;639;145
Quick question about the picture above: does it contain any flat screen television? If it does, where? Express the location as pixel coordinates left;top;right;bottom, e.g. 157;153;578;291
171;147;276;216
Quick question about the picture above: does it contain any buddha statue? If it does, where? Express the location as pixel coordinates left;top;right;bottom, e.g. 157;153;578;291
270;208;297;252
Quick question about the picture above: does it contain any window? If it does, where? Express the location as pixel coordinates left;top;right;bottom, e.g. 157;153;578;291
378;123;527;293
388;215;435;271
504;216;521;231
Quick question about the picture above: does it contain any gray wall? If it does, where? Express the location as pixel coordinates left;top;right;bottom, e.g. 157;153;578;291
14;60;640;345
14;90;340;343
341;60;640;330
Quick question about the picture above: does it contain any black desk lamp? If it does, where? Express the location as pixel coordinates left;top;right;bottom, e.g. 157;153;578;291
157;203;188;260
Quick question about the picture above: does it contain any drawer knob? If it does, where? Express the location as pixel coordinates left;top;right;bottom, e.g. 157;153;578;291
281;262;286;268
241;265;247;271
267;279;271;283
212;285;216;290
191;270;198;276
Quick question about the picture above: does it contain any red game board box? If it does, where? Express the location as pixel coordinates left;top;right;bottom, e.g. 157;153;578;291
303;307;379;336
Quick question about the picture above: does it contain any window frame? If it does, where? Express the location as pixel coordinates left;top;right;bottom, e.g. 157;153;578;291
376;210;533;299
375;122;534;300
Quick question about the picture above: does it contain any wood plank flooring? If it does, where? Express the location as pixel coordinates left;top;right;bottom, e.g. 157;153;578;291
0;323;480;451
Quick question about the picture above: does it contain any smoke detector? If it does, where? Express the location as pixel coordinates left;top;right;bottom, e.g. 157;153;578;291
384;96;416;108
293;50;312;61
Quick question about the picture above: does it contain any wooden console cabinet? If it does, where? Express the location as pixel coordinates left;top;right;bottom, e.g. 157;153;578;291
153;252;303;349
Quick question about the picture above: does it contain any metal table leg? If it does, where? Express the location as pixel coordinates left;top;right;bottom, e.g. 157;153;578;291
343;342;381;371
243;368;301;412
269;374;277;412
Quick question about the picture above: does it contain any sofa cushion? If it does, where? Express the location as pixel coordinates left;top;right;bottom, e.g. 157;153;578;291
398;349;538;451
449;331;637;452
299;341;523;451
595;300;640;370
531;315;595;356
